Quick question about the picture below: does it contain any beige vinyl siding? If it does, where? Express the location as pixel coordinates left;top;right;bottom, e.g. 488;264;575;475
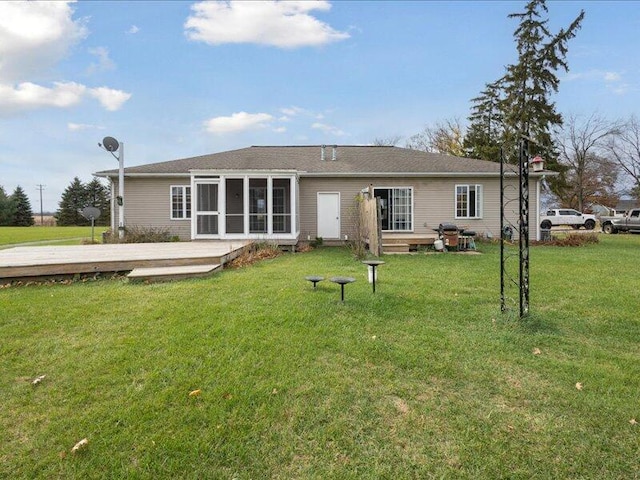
299;175;538;241
112;173;539;244
113;177;191;240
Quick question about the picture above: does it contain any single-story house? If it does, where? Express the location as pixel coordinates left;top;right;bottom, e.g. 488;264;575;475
94;145;548;244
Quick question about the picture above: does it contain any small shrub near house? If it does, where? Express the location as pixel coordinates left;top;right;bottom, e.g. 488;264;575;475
102;226;176;244
535;232;599;247
227;242;281;268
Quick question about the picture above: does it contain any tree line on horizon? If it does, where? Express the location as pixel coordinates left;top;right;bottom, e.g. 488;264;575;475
0;178;110;227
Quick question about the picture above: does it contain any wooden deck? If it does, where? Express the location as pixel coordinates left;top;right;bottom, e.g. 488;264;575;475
0;241;251;282
381;233;438;254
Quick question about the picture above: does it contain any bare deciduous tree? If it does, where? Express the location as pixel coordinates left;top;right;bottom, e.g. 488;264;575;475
371;135;402;147
607;115;640;200
556;113;622;210
405;118;466;157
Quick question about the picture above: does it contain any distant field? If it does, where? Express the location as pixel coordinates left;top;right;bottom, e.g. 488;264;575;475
0;226;96;247
32;215;57;227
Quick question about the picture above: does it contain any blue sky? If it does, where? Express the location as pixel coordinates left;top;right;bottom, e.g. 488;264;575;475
1;0;639;212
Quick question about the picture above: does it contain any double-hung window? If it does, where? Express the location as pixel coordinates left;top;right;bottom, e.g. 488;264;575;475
171;185;191;219
455;184;482;219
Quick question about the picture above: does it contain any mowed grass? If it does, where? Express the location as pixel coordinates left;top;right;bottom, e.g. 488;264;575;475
0;226;96;247
1;236;639;478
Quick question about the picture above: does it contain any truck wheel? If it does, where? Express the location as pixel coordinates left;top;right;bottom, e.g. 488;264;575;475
541;220;552;230
584;219;595;230
603;223;615;234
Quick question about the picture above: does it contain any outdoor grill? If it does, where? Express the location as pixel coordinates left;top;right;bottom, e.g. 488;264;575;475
438;223;459;248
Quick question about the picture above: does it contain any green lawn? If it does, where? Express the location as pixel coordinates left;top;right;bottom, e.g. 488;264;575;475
1;236;638;478
0;226;97;247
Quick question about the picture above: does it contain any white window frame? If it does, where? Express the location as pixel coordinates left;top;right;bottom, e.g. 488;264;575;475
170;185;191;220
455;184;483;219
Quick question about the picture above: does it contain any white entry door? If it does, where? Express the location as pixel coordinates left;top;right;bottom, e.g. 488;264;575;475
317;192;340;239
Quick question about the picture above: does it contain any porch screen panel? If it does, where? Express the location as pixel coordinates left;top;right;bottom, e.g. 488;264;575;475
272;178;292;233
225;178;244;234
249;179;267;233
196;183;219;235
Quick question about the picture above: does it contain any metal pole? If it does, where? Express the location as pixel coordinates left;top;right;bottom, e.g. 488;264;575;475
118;142;125;240
518;139;530;317
500;148;505;312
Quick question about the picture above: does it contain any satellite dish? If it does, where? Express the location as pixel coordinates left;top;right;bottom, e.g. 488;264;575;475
102;136;120;152
81;206;101;221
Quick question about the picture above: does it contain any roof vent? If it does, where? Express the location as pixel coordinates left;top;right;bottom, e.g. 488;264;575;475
332;145;337;161
321;145;326;161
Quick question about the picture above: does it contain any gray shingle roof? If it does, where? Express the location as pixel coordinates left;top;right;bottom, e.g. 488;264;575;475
94;145;504;177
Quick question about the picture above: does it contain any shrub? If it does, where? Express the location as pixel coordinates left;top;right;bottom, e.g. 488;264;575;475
227;242;282;268
102;226;174;244
535;232;600;247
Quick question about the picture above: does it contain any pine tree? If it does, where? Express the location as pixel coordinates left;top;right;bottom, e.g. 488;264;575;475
464;80;504;161
85;178;111;226
0;185;16;226
10;186;35;226
465;0;584;178
56;177;90;226
500;0;584;164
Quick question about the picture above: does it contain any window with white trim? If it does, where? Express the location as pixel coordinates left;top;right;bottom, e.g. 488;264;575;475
455;184;482;219
171;186;191;219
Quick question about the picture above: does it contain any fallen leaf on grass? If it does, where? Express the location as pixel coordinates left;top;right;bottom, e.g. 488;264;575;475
188;389;201;397
222;392;233;400
271;388;278;395
532;348;541;355
575;382;583;391
630;418;637;425
71;438;89;454
32;375;46;385
59;451;67;459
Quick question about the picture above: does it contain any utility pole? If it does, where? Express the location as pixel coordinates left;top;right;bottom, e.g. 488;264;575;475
36;184;45;225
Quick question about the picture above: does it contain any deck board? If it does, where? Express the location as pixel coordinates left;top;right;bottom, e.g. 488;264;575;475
0;241;251;280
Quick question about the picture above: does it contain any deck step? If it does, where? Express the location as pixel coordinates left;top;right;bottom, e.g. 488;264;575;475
382;243;410;254
127;263;221;282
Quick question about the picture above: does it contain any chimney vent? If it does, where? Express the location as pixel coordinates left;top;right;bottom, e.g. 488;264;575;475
321;145;326;161
332;145;337;161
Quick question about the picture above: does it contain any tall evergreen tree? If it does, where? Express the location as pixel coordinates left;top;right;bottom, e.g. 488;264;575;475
0;185;16;226
464;80;504;161
10;186;35;226
465;0;584;188
56;177;90;226
500;0;584;164
85;178;111;226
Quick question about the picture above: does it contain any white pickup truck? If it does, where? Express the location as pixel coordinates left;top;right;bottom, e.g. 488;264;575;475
540;209;597;230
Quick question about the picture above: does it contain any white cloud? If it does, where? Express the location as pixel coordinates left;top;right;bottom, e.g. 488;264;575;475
127;25;140;34
280;105;307;116
68;122;104;131
204;111;274;134
0;1;88;83
273;126;287;133
604;72;621;82
185;1;349;48
0;2;131;115
0;81;86;113
312;122;346;136
88;87;132;111
86;47;115;75
0;82;131;114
